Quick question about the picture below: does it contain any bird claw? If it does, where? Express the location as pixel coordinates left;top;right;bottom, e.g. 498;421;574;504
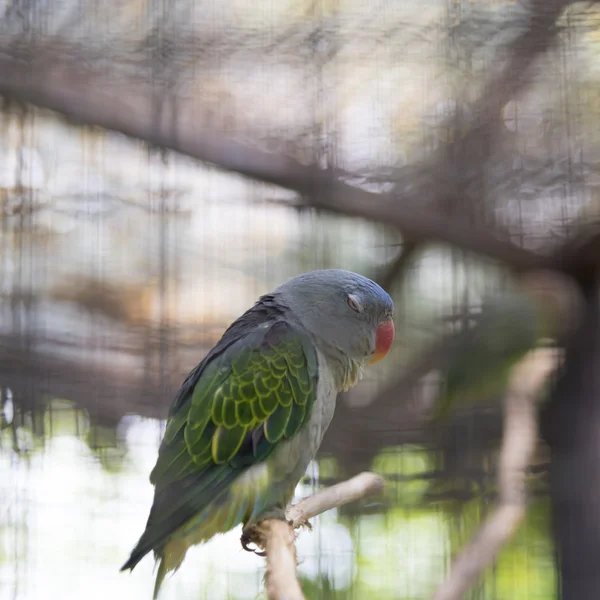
240;528;266;557
241;509;290;556
296;519;312;531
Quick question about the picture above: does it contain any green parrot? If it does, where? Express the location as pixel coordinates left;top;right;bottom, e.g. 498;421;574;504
433;270;580;419
120;270;395;598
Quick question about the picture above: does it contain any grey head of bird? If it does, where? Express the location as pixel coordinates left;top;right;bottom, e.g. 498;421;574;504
273;269;395;386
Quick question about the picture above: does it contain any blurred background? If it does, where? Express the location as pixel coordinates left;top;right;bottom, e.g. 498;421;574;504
1;0;600;598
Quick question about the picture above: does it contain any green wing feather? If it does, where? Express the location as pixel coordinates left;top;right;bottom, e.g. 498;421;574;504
121;320;318;583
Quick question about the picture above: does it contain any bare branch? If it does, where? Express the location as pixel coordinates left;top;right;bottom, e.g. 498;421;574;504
440;0;568;142
0;49;545;269
286;471;385;527
244;472;384;600
376;240;420;291
432;347;562;600
0;334;197;421
249;520;306;600
549;227;600;282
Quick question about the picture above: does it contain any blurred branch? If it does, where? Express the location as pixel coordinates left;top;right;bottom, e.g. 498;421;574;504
0;334;193;422
374;0;577;282
540;273;600;599
0;0;589;267
432;347;562;600
0;48;545;270
549;226;600;282
441;0;568;143
245;472;384;600
376;240;419;290
0;0;582;272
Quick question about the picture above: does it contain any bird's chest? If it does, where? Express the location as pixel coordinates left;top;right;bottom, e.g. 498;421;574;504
268;352;338;487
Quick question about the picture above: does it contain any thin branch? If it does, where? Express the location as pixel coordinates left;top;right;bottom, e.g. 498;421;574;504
439;0;568;144
286;471;385;527
245;472;385;600
432;347;562;600
376;240;420;291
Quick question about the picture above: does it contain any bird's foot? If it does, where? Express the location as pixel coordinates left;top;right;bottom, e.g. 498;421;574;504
240;526;266;557
241;507;288;557
257;506;287;523
297;519;313;531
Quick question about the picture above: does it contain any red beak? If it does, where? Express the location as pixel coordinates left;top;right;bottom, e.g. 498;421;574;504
369;319;395;365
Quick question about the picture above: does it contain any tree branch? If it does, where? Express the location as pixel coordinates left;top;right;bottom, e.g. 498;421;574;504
431;347;562;600
249;520;306;600
286;471;385;527
244;472;384;600
0;47;546;270
376;240;420;291
0;334;198;421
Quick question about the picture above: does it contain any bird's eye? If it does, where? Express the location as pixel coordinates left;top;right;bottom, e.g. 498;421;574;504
347;294;362;313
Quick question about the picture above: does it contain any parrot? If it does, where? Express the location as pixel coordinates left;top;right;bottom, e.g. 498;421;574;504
120;269;395;598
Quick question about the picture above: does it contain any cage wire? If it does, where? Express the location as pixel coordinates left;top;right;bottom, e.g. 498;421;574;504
1;0;599;598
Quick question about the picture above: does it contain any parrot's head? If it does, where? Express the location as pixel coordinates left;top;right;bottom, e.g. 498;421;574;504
275;269;395;369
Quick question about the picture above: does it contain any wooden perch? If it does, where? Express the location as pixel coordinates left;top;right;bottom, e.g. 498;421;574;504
248;520;305;600
245;472;384;600
432;347;562;600
286;471;384;527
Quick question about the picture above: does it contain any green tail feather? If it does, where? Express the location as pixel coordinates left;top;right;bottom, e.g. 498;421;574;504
153;558;168;600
